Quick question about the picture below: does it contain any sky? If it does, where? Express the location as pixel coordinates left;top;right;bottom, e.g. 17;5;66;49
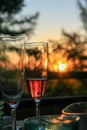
22;0;82;42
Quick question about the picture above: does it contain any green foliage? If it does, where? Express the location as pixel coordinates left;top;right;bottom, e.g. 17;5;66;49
0;0;24;15
0;0;39;36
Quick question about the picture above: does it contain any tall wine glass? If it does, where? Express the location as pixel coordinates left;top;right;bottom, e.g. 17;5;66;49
0;36;24;130
24;42;48;119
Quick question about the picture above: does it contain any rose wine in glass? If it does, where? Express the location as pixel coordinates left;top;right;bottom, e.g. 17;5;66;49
24;42;48;119
26;79;47;100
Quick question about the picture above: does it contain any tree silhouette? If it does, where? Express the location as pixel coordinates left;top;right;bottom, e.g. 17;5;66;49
53;0;87;71
47;0;87;96
0;0;39;37
77;0;87;32
61;29;87;71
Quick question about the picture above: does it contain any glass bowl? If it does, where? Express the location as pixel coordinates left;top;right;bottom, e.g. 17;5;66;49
62;102;87;130
62;102;87;116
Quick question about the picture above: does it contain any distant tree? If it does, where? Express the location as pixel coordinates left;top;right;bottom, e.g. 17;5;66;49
61;29;87;70
57;0;87;71
48;0;87;72
77;0;87;32
47;0;87;97
0;0;39;37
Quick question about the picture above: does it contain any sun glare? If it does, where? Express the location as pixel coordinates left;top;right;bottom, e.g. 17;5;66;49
58;62;67;72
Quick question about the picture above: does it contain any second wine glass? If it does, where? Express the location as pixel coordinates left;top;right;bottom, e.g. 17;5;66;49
0;36;24;130
24;42;48;119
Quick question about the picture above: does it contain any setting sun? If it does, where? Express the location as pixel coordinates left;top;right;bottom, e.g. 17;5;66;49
58;61;67;72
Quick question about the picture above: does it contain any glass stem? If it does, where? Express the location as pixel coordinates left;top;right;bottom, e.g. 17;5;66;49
36;102;40;117
35;99;40;120
11;108;16;130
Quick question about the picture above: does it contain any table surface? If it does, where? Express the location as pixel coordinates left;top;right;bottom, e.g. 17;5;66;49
2;114;87;130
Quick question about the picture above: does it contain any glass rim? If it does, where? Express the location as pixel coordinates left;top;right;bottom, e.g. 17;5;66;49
0;36;24;41
24;114;80;125
24;42;48;46
62;101;87;116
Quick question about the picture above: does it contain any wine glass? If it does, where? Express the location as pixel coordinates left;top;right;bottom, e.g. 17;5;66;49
0;36;24;130
24;42;48;119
